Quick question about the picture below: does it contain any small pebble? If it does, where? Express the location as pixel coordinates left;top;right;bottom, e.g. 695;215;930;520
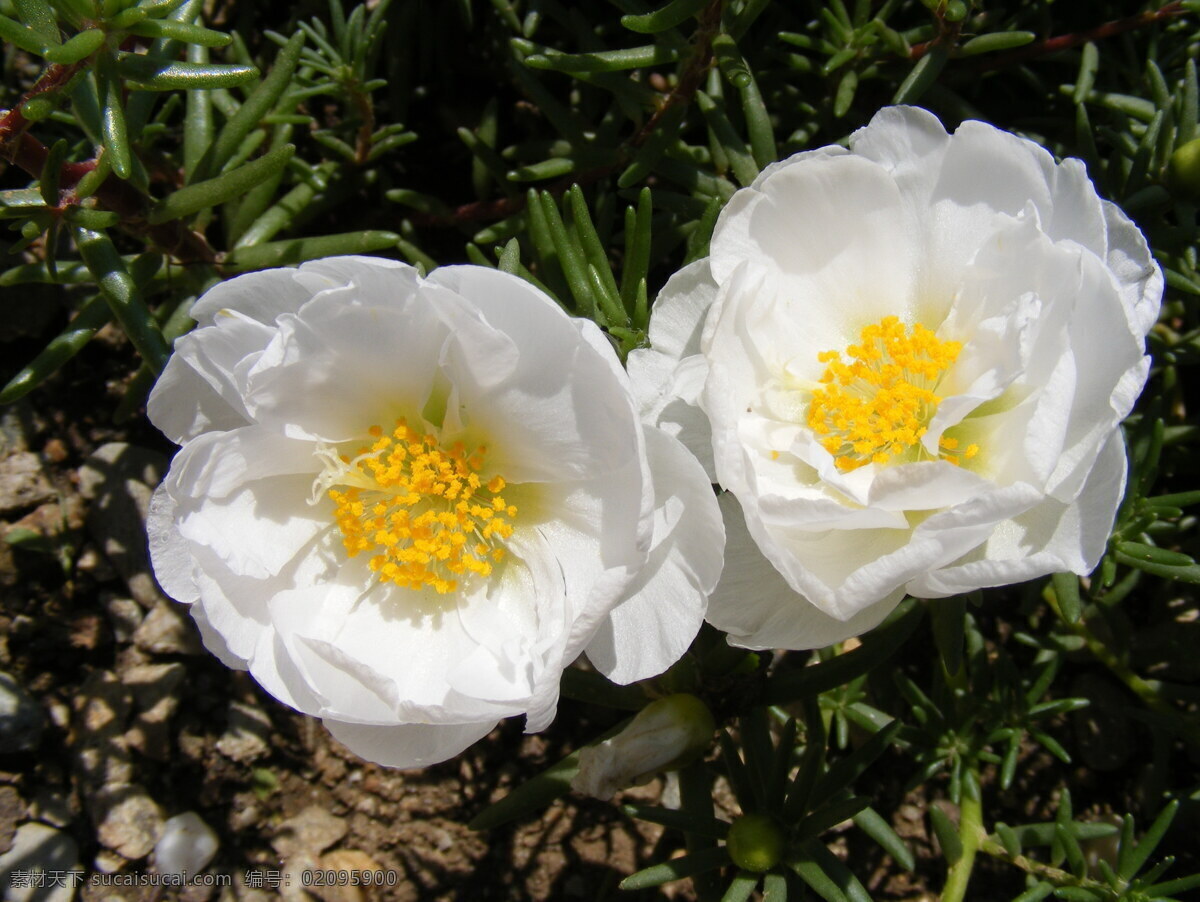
272;806;347;860
28;788;75;829
216;702;272;763
133;600;202;656
0;670;44;753
154;811;220;878
94;786;166;861
77;442;169;608
104;596;144;643
0;452;55;518
0;822;81;902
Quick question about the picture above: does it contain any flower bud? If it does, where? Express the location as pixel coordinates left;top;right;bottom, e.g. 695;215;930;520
943;0;968;22
572;694;715;799
1168;138;1200;199
726;813;786;873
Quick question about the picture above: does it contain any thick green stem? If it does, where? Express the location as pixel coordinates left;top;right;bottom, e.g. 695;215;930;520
941;787;984;902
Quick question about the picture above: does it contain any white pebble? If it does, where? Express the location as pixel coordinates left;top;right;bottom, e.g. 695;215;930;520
154;811;219;877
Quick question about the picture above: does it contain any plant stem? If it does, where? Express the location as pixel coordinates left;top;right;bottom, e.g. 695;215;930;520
0;61;86;144
910;1;1187;67
941;784;984;902
979;839;1125;895
1;60;217;263
1047;595;1200;749
350;80;376;166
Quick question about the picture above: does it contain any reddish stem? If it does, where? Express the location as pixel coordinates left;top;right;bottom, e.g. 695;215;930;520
2;62;216;263
910;1;1188;66
5;132;217;263
0;61;84;144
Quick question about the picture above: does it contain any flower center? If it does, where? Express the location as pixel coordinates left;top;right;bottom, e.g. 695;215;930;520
314;419;516;594
806;316;978;471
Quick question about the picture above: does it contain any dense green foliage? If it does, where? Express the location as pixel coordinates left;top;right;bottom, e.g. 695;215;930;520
3;1;1200;898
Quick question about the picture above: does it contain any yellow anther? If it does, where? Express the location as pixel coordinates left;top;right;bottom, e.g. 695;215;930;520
321;418;517;594
806;318;976;471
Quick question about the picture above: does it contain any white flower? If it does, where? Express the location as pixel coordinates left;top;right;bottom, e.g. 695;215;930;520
147;257;723;768
629;106;1162;650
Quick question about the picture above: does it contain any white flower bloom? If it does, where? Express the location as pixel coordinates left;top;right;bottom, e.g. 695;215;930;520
629;106;1162;650
147;257;723;768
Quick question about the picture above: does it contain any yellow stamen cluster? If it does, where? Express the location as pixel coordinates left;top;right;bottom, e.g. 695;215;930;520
324;420;516;594
806;316;979;471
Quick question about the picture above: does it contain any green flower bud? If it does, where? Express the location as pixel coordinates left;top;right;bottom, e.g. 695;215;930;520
943;0;968;22
726;813;786;873
19;96;56;122
572;694;715;799
1168;138;1200;199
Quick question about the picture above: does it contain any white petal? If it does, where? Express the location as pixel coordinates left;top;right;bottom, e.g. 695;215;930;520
762;479;1041;618
239;522;569;729
324;718;497;769
264;565;530;724
850;105;950;179
148;311;275;442
757;490;907;531
431;267;646;486
1045;253;1149;499
187;554;270;663
932;119;1055;228
187;602;247;670
702;265;777;497
244;278;454;442
189;256;418;326
710;153;920;339
188;267;315;327
147;350;251;444
865;461;992;511
255;576;406;719
1042;157;1109;257
450;529;570;708
250;625;325;714
647;259;718;360
847;106;957;312
912;429;1126;596
531;466;650;661
165;425;318;499
291;255;417;299
1040;427;1128;573
627;346;678;421
706;494;904;650
183;522;343;671
627;259;720;477
1102;201;1163;335
169;438;327;582
147;484;200;605
587;427;724;684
